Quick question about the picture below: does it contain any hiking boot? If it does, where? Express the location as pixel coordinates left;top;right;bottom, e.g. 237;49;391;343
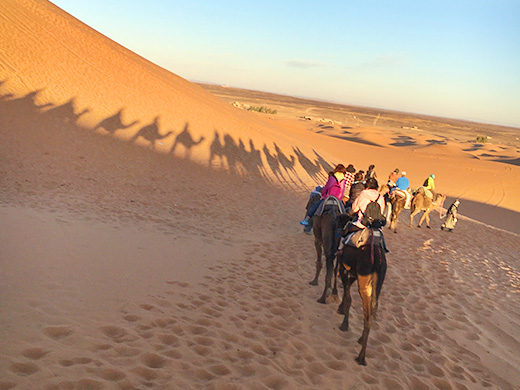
300;218;310;226
303;225;313;234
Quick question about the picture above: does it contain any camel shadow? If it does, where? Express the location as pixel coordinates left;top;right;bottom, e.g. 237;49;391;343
94;109;139;134
131;116;173;149
44;98;90;123
170;123;205;159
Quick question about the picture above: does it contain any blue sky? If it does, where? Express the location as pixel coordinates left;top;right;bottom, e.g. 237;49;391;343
52;0;520;127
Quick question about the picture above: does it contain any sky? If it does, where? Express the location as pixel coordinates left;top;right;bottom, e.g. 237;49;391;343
52;0;520;128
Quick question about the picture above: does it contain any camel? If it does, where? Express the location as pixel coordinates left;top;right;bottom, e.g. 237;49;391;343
310;204;348;304
409;189;445;228
336;238;387;366
389;190;407;233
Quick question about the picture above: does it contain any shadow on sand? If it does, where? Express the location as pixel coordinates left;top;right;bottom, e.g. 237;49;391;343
0;84;337;193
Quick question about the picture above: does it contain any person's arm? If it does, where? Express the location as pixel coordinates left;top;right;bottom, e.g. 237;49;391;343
320;179;331;198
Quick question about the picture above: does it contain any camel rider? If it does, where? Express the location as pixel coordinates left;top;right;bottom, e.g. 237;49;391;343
351;177;386;231
423;174;436;200
395;171;411;209
387;168;399;188
300;164;347;229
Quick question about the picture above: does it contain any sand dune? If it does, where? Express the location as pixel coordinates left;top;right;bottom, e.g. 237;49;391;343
1;0;520;389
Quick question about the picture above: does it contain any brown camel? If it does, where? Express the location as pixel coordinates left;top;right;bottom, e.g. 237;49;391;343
336;236;387;366
409;189;445;228
310;207;346;304
389;190;407;233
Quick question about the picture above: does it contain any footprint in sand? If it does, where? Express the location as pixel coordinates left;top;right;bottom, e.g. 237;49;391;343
99;325;136;343
59;357;93;367
21;347;51;360
140;352;168;369
43;325;73;340
10;361;39;376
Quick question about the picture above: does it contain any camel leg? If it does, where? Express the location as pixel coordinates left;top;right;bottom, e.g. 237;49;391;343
424;211;432;228
409;209;419;227
355;273;378;366
339;273;357;330
419;210;432;228
309;240;322;286
317;262;334;304
390;213;397;233
332;255;340;297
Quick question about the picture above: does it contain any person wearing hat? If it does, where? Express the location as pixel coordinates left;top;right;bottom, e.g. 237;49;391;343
300;164;348;231
365;164;377;180
343;164;356;204
423;173;436;199
395;171;411;208
442;200;460;232
387;168;400;188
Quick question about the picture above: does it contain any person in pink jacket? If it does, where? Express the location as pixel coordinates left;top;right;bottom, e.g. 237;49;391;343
300;164;347;227
351;177;386;230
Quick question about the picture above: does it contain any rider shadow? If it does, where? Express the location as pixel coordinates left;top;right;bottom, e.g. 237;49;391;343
1;90;53;114
131;116;174;150
209;130;225;167
274;143;304;186
43;98;90;123
222;133;241;173
314;150;333;176
169;123;205;159
94;109;139;135
243;138;269;179
263;143;285;182
293;146;325;182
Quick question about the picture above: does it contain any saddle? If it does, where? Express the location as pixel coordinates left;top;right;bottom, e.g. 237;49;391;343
393;189;407;199
344;228;387;251
315;196;346;217
417;186;433;200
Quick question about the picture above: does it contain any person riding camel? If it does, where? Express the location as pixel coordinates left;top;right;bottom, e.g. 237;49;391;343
300;164;347;230
336;177;386;255
395;171;411;209
350;177;386;232
365;164;376;181
343;164;356;204
346;171;365;210
422;174;436;200
387;168;399;189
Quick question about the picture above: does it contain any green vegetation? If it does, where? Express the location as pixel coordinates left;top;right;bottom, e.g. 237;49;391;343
248;106;277;114
474;136;488;143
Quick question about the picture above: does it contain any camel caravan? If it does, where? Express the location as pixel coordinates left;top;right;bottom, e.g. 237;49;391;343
300;165;454;365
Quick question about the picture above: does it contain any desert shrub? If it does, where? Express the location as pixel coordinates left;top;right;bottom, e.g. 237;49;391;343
474;136;488;143
248;106;277;114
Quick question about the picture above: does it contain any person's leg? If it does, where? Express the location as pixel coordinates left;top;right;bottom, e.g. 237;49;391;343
300;199;323;225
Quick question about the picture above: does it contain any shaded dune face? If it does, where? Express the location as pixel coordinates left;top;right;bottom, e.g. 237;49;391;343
0;0;335;189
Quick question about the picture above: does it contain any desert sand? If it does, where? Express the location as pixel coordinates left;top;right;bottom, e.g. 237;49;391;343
1;0;519;389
